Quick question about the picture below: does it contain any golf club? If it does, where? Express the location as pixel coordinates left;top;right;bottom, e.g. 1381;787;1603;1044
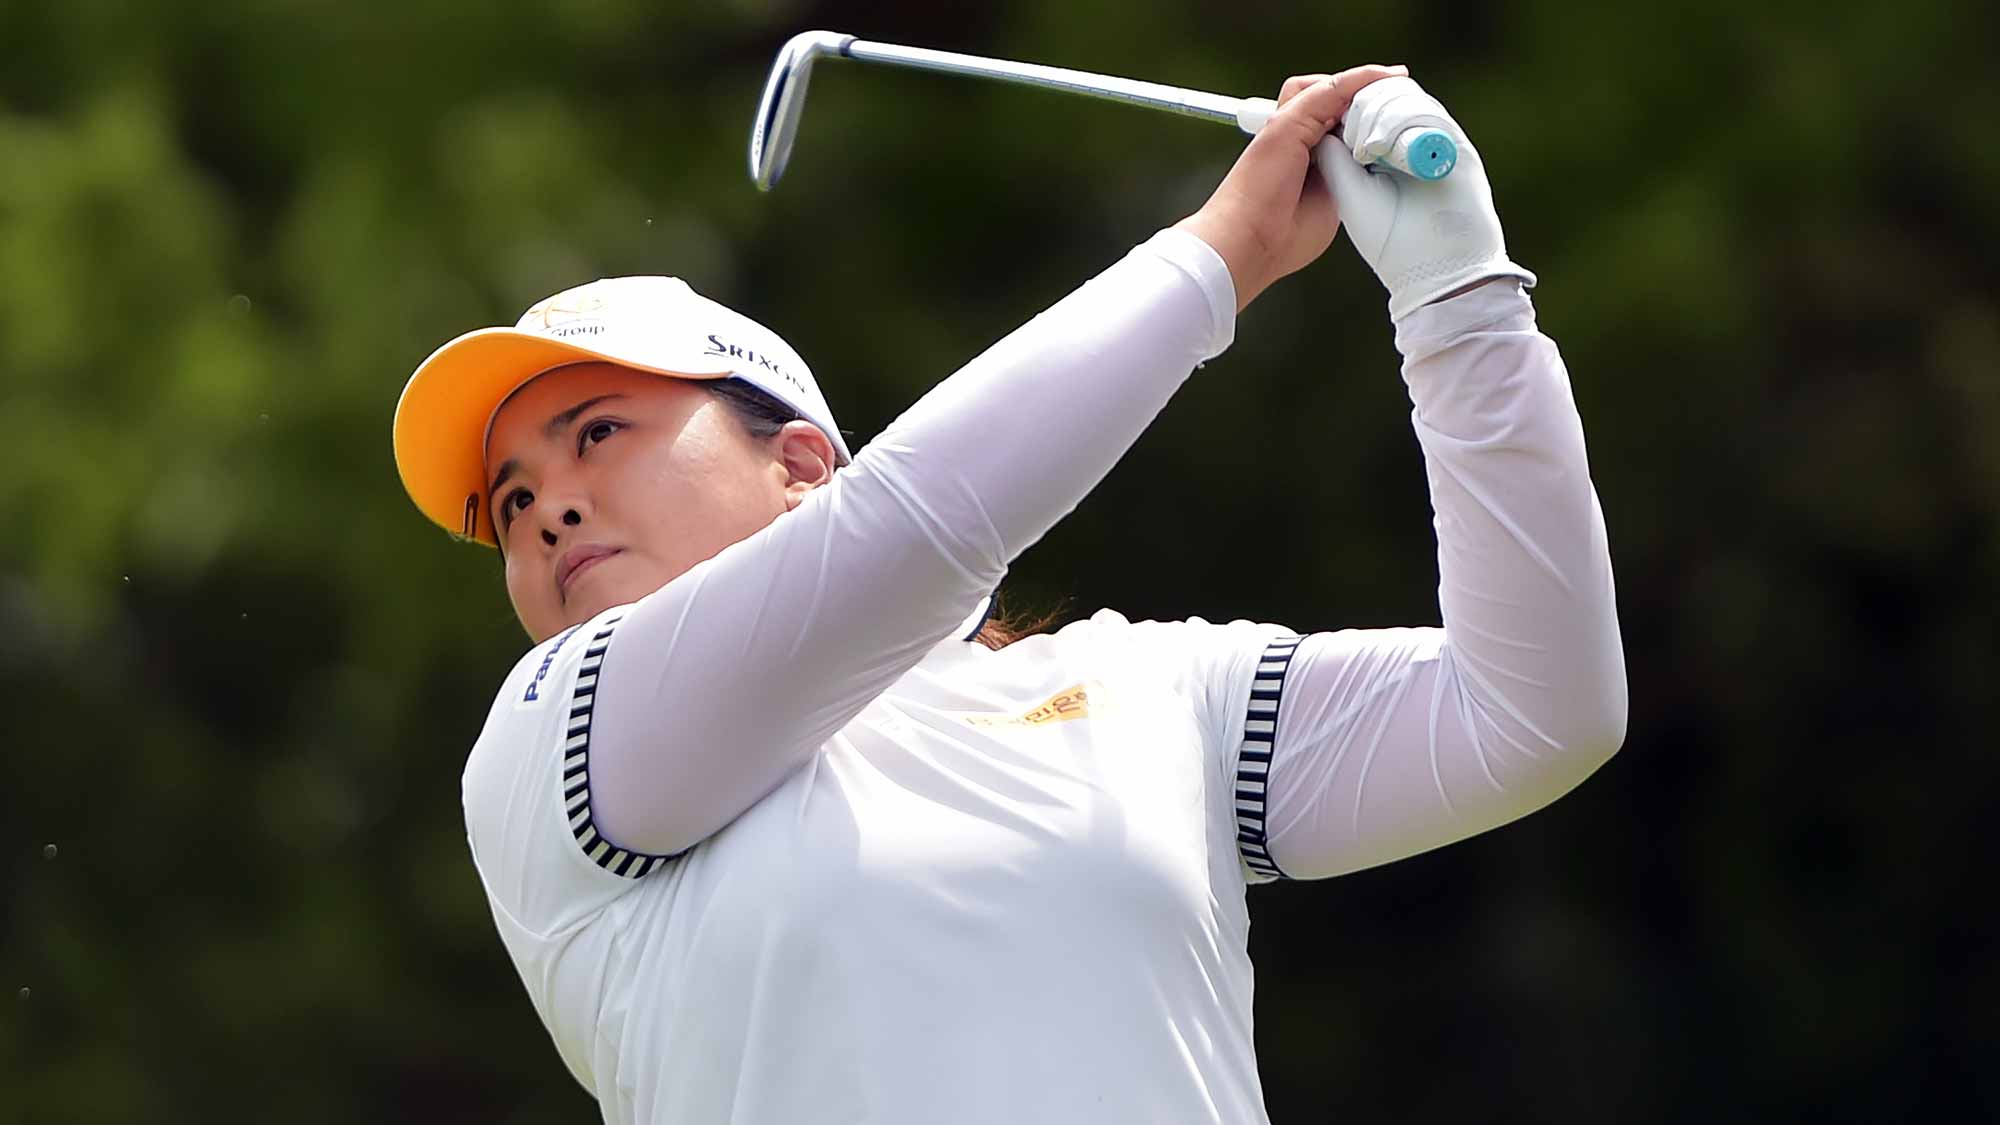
749;31;1458;192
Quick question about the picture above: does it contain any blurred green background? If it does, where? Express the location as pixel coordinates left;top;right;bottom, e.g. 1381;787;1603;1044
3;0;1995;1120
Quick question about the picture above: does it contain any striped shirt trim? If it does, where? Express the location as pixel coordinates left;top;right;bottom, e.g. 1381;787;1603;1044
1236;633;1302;881
563;614;683;879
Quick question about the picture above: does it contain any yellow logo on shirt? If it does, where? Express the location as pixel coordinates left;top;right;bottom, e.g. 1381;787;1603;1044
965;682;1100;728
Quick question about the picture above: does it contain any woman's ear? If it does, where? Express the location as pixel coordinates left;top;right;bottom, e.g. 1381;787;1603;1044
776;420;836;509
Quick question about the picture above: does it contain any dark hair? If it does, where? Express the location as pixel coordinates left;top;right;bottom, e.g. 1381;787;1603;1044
703;378;1057;651
703;377;801;442
964;589;1066;651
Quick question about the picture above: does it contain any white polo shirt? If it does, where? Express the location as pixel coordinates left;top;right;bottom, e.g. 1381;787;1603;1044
460;232;1625;1124
467;596;1300;1124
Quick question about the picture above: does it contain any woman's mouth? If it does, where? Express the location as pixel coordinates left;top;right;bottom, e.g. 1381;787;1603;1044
557;546;621;597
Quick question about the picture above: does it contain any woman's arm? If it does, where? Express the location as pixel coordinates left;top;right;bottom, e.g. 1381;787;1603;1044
1246;278;1626;879
1206;77;1628;881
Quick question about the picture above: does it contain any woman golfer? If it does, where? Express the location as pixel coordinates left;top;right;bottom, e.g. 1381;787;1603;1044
392;65;1625;1124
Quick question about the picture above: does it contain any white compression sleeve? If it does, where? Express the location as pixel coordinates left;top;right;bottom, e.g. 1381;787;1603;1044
1258;280;1627;880
587;230;1238;858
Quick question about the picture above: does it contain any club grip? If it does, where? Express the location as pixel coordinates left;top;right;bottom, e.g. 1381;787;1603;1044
1234;97;1456;180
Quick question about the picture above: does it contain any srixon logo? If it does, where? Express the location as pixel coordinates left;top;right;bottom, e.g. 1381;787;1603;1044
703;334;806;394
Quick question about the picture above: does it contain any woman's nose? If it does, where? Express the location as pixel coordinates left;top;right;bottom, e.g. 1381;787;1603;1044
541;508;581;546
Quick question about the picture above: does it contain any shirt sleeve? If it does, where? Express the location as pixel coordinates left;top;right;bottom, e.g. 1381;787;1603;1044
574;229;1240;866
1228;280;1628;883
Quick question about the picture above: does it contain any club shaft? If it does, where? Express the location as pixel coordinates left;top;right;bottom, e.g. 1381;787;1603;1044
842;39;1246;127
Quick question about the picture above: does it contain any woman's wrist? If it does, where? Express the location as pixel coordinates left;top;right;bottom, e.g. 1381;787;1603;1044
1172;211;1269;314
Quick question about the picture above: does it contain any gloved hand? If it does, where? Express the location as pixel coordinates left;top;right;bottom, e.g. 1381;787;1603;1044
1317;76;1536;321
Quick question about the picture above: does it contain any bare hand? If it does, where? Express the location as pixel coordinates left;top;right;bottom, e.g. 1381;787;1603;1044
1175;64;1407;312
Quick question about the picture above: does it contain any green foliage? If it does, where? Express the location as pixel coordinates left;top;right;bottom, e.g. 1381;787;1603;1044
3;0;1995;1120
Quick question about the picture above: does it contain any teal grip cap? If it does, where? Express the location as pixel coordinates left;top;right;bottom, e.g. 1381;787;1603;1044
1402;130;1457;180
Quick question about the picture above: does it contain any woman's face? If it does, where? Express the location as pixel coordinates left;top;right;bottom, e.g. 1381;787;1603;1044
483;362;832;642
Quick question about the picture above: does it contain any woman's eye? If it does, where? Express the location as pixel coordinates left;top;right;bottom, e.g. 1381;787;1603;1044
500;488;532;526
579;419;620;452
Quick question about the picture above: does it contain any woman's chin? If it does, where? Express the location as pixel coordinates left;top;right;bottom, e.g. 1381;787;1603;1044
560;564;653;627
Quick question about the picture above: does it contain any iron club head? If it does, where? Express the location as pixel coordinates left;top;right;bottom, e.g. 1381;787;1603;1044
749;30;855;191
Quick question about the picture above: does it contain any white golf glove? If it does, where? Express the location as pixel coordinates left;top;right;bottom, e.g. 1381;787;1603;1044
1317;76;1536;321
